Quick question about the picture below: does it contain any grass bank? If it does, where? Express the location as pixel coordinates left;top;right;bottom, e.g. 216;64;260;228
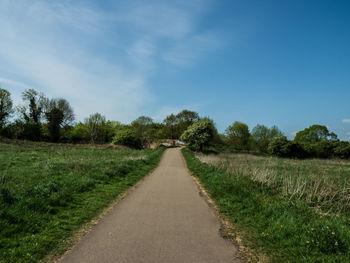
0;141;164;263
182;148;350;263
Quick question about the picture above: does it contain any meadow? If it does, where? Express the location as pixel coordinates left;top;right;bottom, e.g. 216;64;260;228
182;148;350;263
0;140;164;263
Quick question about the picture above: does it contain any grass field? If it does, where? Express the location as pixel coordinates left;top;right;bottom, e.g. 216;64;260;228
0;140;164;263
182;148;350;263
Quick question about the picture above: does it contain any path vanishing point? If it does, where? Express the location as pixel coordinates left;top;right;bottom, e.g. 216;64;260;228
59;148;241;263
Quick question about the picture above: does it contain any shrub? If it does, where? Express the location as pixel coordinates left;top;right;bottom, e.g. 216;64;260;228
333;141;350;159
302;141;334;159
268;136;289;157
70;123;88;143
282;141;307;158
268;137;307;159
112;129;141;148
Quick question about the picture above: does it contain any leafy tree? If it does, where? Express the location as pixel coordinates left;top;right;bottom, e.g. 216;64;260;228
149;123;165;139
294;125;339;158
132;116;154;142
43;98;74;142
251;124;283;152
268;136;289;157
180;118;218;151
84;113;106;143
161;110;199;139
105;121;123;142
268;136;306;158
270;125;283;139
0;88;13;131
175;110;199;137
21;89;45;123
176;110;199;123
225;121;250;150
163;114;177;139
19;89;46;140
294;125;338;143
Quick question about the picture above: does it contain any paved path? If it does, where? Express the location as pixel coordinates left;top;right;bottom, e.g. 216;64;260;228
59;148;241;263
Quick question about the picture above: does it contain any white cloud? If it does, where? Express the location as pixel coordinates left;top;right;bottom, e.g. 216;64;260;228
0;0;219;122
342;119;350;124
120;4;193;39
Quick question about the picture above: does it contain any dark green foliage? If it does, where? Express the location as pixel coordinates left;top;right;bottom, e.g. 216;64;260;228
175;109;200;137
163;114;177;139
268;136;289;157
0;142;164;262
295;125;338;144
112;129;142;148
162;110;199;139
267;126;350;159
281;141;307;158
225;121;250;150
294;125;337;158
303;141;335;159
268;136;307;158
131;116;154;142
46;108;64;142
251;125;283;153
333;141;350;159
0;89;13;131
43;98;75;142
182;148;350;262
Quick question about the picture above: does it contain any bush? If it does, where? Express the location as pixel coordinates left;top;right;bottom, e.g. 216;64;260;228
282;141;307;158
302;141;334;159
70;123;88;143
333;141;350;159
112;129;141;148
268;136;289;157
268;136;307;159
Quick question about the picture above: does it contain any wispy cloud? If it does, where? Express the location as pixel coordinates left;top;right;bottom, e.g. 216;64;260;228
342;119;350;124
0;0;220;122
162;31;222;66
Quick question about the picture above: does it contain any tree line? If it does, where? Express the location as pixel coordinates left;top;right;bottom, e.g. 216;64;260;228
1;87;349;159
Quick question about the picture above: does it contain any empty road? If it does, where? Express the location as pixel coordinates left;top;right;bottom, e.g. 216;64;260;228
59;148;241;263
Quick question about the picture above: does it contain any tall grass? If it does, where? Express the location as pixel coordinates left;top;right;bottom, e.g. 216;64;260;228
183;148;350;262
0;141;164;263
196;153;350;214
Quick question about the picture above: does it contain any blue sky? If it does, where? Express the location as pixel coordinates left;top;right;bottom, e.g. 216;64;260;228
0;0;349;140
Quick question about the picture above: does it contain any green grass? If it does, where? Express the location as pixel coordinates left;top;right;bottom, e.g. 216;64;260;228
182;148;350;263
195;153;350;214
0;140;164;263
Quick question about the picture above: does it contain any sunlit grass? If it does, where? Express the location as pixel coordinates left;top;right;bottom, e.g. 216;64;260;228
196;153;350;214
183;148;350;263
0;141;164;263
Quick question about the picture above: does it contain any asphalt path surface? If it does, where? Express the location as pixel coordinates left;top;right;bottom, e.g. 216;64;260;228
59;148;241;263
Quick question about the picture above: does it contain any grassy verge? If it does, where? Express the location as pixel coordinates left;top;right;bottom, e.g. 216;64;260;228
0;141;164;263
182;148;350;263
